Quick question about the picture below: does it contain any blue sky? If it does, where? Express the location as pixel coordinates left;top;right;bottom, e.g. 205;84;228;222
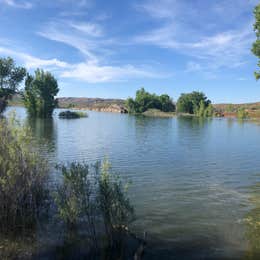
0;0;259;103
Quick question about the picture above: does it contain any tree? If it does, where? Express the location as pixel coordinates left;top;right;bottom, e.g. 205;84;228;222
23;69;59;118
204;103;214;117
126;88;175;113
252;3;260;80
159;94;176;112
176;91;211;115
0;57;26;113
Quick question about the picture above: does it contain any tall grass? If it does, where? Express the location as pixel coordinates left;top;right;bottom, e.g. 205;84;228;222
0;114;49;233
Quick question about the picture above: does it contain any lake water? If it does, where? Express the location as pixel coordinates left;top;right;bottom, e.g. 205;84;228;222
4;107;260;259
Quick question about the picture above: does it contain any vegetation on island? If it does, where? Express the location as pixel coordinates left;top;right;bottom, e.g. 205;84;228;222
176;91;213;117
23;69;59;118
0;57;26;113
126;88;175;114
59;110;88;119
252;3;260;80
237;107;249;120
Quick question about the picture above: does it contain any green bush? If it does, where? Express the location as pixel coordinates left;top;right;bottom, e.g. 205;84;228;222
98;159;134;244
55;159;134;246
59;110;88;119
0;114;49;233
126;88;175;113
177;91;211;115
237;108;249;119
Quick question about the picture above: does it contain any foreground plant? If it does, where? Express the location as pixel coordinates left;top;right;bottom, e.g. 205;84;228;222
55;159;134;249
0;114;49;233
98;159;134;245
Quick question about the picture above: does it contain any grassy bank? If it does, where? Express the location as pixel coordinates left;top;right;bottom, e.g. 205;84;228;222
142;109;176;118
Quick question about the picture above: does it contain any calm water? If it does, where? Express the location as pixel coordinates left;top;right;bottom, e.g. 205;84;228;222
4;107;260;259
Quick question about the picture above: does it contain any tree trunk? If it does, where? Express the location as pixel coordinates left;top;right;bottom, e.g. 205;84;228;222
0;98;7;114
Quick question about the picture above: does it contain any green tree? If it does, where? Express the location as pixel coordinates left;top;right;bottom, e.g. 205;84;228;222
177;91;211;115
252;3;260;80
204;103;214;117
159;94;175;112
197;100;206;117
23;69;59;117
0;57;26;113
237;107;249;119
126;88;175;113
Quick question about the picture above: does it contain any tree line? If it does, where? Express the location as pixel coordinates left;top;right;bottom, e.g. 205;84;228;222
126;88;214;117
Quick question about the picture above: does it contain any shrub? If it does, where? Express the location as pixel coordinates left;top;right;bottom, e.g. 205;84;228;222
126;88;175;113
177;91;211;115
0;114;49;233
98;159;134;245
54;162;94;229
59;110;88;119
237;108;249;119
54;160;134;247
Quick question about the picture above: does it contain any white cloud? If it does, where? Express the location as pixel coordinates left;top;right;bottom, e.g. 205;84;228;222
134;0;256;72
0;46;69;69
38;20;109;64
0;46;162;83
69;22;103;37
1;0;33;9
61;62;159;83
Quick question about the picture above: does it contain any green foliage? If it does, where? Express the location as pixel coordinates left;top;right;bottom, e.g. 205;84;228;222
0;57;26;113
23;69;59;118
226;104;235;113
54;163;92;228
98;159;134;243
237;108;249;119
126;88;175;113
55;159;134;245
252;4;260;79
0;114;49;233
204;103;214;117
177;91;211;115
196;101;214;117
59;110;88;119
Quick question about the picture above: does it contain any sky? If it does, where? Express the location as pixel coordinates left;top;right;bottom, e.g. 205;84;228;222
0;0;260;103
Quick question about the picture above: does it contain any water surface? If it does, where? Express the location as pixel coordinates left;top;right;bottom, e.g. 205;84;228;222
5;107;260;259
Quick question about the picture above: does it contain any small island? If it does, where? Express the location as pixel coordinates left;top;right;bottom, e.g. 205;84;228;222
59;110;88;119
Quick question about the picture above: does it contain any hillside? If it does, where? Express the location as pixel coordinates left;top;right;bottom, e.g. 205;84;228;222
57;97;127;113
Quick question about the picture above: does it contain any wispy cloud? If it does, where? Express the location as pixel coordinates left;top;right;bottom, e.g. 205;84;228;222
1;0;33;9
0;46;69;69
134;0;256;73
0;45;161;83
38;19;111;64
61;62;160;83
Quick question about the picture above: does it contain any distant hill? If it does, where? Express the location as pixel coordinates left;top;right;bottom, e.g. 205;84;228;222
213;102;260;111
57;97;127;113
